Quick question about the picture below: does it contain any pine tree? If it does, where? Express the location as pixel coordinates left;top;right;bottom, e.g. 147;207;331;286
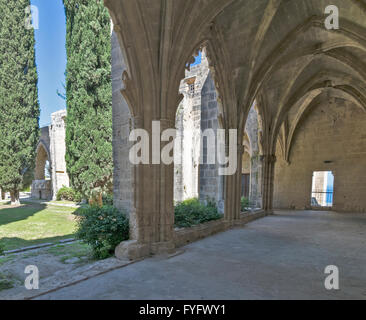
0;0;40;205
63;0;113;205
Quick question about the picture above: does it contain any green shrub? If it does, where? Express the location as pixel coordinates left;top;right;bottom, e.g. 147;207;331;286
56;186;82;202
174;198;222;228
241;196;250;212
0;273;14;291
102;193;113;206
76;205;129;259
21;185;31;192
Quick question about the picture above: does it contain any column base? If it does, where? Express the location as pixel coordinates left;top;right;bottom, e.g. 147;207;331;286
115;240;150;261
115;240;176;261
150;241;175;256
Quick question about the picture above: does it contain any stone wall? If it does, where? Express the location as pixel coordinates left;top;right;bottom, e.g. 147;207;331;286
50;110;69;199
32;127;52;199
110;40;262;215
273;99;366;213
111;32;133;214
199;72;224;212
31;111;69;200
174;51;209;202
244;106;262;208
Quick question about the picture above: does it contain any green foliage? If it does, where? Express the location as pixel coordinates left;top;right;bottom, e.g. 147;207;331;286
56;186;82;202
174;198;222;228
76;205;129;259
0;273;14;291
0;0;40;200
63;0;113;199
241;196;250;212
21;168;35;191
102;193;113;206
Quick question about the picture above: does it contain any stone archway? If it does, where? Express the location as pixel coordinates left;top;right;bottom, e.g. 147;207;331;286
32;139;52;200
105;0;366;258
31;111;69;200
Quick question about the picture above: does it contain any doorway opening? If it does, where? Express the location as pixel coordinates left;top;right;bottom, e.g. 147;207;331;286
311;171;334;207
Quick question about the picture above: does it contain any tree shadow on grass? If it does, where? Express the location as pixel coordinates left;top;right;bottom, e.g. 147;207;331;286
0;202;78;251
0;202;47;226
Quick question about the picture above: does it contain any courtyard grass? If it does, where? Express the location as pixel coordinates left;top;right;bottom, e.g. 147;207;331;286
49;200;80;205
0;202;78;251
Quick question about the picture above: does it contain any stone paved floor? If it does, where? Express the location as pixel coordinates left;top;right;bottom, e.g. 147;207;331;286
36;210;366;300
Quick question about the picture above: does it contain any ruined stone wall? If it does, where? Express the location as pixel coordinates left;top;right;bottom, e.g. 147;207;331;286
31;126;52;199
199;73;224;212
50;110;69;199
244;106;262;208
111;32;133;214
32;111;69;201
174;52;209;202
34;126;50;180
274;99;366;213
110;40;261;214
174;57;261;212
174;102;185;202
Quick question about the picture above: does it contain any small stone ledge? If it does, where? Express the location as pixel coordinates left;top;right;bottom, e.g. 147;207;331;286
174;210;266;248
239;210;267;224
114;210;267;261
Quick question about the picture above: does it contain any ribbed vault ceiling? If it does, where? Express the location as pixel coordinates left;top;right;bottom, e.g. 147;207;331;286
104;0;366;157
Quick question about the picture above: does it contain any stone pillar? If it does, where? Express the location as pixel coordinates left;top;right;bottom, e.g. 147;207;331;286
115;116;176;260
111;31;133;213
224;144;243;223
261;154;276;213
50;110;69;200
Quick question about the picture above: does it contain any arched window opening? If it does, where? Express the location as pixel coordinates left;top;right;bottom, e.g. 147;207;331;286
241;103;263;211
174;48;225;214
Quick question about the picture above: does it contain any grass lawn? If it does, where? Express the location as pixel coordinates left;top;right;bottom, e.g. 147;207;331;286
49;200;80;205
0;202;78;251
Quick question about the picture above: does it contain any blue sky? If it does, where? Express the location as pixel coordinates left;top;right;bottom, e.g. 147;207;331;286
30;1;200;127
191;51;202;66
31;0;66;127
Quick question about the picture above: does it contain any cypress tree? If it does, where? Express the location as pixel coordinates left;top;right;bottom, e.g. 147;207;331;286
63;0;113;205
0;0;40;205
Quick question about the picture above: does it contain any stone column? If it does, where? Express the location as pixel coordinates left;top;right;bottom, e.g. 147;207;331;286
50;110;69;200
260;154;276;213
115;116;176;260
224;144;244;223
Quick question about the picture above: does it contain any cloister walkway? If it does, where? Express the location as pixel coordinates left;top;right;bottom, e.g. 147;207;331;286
36;210;366;300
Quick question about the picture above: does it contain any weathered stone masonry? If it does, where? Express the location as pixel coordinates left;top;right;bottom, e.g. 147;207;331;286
105;0;366;259
31;110;69;200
